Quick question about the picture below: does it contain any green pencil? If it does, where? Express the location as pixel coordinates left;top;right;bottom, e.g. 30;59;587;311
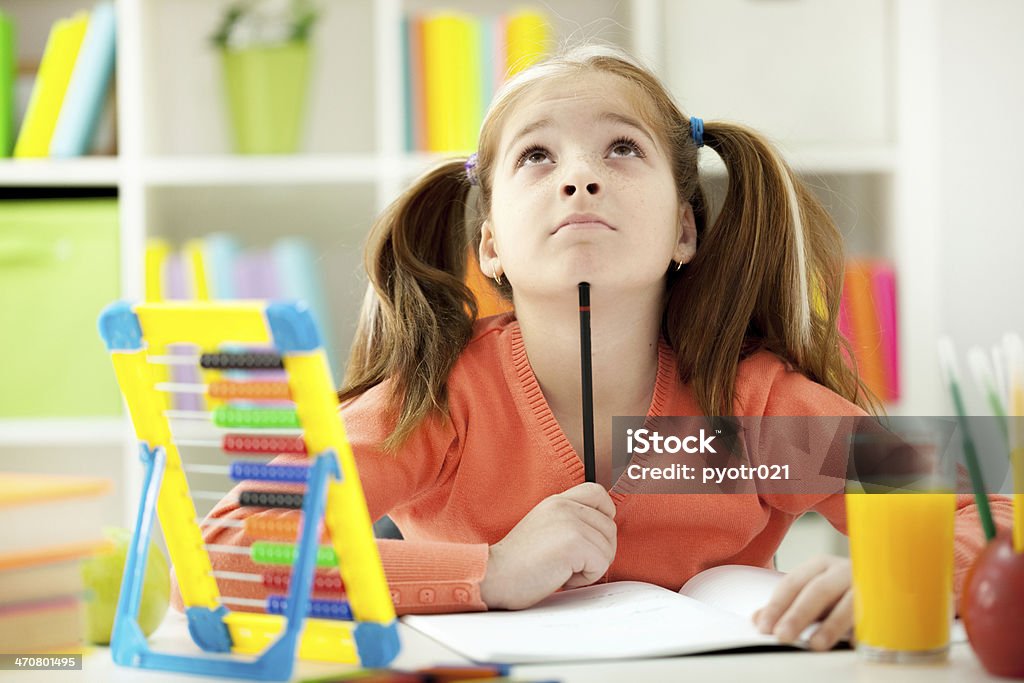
939;338;996;541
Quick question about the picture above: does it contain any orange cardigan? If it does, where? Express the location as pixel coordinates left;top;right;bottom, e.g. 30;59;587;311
177;314;1012;615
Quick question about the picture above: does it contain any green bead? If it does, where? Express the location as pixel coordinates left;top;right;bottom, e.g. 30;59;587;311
212;406;300;429
250;541;337;568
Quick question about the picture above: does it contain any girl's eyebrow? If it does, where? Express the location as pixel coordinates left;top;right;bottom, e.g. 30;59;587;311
504;117;553;160
598;111;658;150
503;111;658;162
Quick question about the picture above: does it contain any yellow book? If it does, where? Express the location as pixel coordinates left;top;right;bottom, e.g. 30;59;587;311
145;238;170;302
423;14;459;152
183;238;211;301
443;15;474;154
505;10;550;78
13;12;89;158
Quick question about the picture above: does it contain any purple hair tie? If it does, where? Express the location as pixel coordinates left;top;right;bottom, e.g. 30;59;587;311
465;153;479;186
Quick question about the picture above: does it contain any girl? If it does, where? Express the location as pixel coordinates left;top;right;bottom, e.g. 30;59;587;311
186;45;1012;651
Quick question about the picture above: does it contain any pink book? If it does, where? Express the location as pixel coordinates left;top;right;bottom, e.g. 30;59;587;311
870;261;901;401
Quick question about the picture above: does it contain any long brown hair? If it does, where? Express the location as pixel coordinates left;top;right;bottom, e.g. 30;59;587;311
339;44;881;452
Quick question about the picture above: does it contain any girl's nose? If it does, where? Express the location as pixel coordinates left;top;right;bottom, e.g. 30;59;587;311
562;155;602;196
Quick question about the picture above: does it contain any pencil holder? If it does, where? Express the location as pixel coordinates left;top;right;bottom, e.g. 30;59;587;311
960;533;1024;679
220;42;311;154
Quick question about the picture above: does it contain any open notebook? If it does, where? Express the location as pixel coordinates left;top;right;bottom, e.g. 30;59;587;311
402;565;820;663
405;564;967;664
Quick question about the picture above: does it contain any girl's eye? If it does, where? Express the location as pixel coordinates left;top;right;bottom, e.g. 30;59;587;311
610;136;644;158
516;145;550;167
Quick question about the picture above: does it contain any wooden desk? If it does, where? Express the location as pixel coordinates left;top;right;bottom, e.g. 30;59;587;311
0;612;998;682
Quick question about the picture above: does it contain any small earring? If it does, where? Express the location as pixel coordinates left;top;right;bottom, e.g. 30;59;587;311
674;260;683;271
491;265;503;286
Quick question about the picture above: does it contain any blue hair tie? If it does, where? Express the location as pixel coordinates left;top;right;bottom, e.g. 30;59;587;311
690;117;704;148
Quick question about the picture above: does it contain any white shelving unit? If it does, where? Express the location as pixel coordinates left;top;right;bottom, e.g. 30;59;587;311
0;0;941;530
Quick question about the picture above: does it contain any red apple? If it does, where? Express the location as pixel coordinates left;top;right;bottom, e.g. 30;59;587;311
961;534;1024;679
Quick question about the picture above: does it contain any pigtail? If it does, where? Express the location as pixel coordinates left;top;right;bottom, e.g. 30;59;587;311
339;159;478;452
665;121;882;417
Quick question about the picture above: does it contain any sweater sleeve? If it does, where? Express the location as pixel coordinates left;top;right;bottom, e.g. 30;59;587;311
743;352;1013;602
170;379;489;616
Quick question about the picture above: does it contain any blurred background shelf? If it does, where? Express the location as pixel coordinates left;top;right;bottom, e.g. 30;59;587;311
0;417;127;446
141;155;382;186
0;157;121;186
700;145;898;177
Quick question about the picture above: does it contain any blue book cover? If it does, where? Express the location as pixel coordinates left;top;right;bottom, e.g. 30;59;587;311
50;2;116;157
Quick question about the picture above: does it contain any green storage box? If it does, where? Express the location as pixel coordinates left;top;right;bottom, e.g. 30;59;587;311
0;199;122;416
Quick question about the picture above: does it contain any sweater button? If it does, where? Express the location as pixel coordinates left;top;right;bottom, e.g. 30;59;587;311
453;588;469;603
419;588;435;604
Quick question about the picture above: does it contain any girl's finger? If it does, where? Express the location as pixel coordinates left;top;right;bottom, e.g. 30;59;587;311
772;567;848;642
755;556;829;633
571;500;619;547
560;483;616;519
807;589;854;651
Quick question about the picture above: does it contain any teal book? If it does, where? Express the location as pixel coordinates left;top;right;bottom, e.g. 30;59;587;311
401;14;412;153
0;10;15;156
203;232;241;299
50;2;117;157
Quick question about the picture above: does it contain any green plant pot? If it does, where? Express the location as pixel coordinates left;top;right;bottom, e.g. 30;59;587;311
220;42;311;154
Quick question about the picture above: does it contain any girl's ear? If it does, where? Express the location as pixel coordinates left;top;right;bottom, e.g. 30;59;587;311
675;203;698;264
478;219;501;274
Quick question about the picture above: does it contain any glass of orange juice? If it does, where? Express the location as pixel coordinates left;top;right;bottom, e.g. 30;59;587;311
846;429;956;663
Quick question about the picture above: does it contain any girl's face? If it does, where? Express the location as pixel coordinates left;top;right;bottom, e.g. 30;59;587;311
481;71;696;299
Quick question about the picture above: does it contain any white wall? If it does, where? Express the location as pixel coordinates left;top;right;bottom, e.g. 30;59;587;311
938;0;1024;414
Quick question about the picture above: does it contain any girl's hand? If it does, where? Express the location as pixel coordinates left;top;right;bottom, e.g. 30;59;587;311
751;555;853;651
480;482;617;610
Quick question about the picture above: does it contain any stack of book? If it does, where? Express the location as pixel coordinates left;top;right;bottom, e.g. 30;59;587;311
402;9;550;153
0;472;111;654
840;259;900;402
5;2;116;159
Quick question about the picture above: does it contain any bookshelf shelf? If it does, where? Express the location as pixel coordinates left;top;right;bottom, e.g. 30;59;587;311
142;155;382;187
700;145;899;177
0;157;121;187
0;417;126;446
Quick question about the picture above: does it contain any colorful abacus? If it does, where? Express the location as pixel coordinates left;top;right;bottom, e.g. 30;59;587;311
98;301;399;681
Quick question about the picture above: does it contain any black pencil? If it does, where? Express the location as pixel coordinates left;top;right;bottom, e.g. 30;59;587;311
578;282;596;484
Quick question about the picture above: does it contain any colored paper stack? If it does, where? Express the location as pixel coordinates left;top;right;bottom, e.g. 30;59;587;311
839;259;900;402
6;1;116;159
402;9;550;153
0;473;111;654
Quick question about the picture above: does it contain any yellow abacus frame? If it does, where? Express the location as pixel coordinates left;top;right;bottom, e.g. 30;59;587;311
98;300;398;681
